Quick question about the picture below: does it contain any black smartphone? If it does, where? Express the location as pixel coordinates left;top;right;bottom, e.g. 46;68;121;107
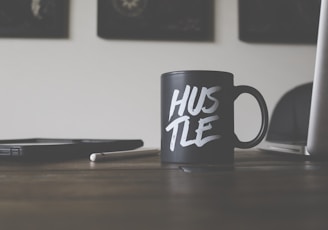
0;138;143;161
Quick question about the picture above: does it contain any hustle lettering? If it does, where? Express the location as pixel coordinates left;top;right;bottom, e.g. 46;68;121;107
165;85;221;151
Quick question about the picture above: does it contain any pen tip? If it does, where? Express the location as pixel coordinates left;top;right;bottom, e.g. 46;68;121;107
90;154;96;162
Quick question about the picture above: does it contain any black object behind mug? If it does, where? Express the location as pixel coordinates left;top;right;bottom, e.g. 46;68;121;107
161;70;268;164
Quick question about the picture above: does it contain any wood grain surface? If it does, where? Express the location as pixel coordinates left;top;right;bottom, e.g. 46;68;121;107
0;150;327;230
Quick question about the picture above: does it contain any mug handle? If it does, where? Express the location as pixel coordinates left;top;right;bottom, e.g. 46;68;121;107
233;85;269;149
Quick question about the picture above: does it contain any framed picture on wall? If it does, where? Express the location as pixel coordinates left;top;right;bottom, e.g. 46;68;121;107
239;0;321;43
97;0;214;41
0;0;69;38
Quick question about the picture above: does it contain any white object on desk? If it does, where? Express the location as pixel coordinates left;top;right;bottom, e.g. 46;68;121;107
89;148;160;162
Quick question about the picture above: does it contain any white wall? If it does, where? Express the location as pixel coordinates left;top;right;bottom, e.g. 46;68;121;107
0;0;316;147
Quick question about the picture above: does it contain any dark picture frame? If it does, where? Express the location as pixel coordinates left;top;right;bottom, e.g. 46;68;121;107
0;0;69;38
98;0;214;41
239;0;321;43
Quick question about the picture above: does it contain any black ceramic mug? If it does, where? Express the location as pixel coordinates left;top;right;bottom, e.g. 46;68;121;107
161;70;269;164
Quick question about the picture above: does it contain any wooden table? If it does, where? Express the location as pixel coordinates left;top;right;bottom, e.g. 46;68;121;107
0;150;327;230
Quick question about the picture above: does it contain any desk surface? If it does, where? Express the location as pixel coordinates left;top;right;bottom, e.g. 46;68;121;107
0;150;328;230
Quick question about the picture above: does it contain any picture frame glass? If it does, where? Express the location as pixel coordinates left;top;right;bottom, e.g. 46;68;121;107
239;0;321;43
98;0;214;41
0;0;69;38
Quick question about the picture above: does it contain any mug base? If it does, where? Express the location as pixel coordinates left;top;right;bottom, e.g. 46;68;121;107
179;165;234;173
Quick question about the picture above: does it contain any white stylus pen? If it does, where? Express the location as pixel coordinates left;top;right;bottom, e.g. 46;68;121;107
89;148;160;162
